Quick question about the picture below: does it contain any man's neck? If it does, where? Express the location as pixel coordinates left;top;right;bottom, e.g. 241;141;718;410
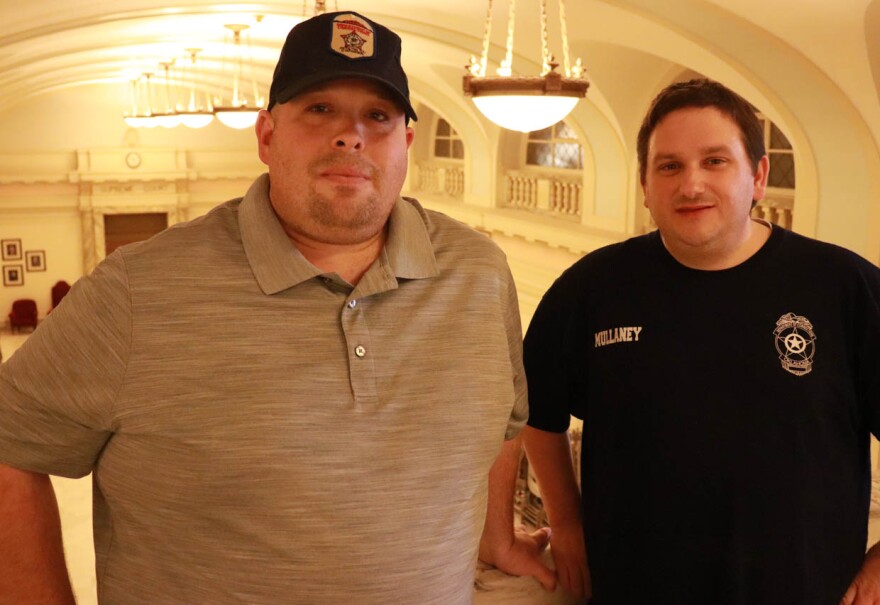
662;218;772;271
291;230;387;285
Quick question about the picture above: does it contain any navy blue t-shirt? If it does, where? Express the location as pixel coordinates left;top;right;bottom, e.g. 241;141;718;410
524;227;880;605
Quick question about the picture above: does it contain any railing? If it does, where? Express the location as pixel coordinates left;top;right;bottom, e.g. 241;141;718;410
414;161;464;199
753;195;794;229
504;170;582;218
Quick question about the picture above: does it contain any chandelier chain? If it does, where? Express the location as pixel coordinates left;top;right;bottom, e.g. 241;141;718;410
558;0;571;76
539;0;551;75
479;0;494;77
144;73;154;116
501;0;515;75
246;23;262;108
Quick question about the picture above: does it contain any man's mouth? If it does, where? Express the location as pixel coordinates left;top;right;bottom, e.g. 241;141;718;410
320;169;371;183
312;156;376;184
675;203;713;214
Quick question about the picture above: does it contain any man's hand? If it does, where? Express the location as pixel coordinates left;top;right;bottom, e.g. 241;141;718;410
842;544;880;605
480;524;556;591
548;521;591;599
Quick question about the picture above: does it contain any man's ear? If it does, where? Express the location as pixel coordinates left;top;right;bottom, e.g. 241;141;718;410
752;154;770;203
405;125;415;149
255;109;274;165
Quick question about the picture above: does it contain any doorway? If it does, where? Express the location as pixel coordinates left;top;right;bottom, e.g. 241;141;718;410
103;213;168;256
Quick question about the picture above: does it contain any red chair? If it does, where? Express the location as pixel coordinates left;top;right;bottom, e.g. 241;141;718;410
9;299;38;333
51;280;71;311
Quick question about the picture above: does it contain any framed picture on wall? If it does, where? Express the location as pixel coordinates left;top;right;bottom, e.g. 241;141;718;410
1;239;22;261
2;265;24;286
25;250;46;272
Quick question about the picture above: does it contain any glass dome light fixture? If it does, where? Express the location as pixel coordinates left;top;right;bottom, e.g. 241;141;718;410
462;0;589;133
213;22;264;130
177;48;214;129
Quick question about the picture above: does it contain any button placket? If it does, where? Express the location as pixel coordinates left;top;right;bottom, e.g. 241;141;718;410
340;295;377;406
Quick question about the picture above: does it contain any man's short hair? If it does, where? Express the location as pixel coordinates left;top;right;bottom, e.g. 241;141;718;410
636;78;765;184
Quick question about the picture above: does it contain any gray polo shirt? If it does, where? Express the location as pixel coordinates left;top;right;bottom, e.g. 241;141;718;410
0;174;527;604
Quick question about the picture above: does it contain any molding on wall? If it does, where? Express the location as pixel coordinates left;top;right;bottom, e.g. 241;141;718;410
0;148;264;186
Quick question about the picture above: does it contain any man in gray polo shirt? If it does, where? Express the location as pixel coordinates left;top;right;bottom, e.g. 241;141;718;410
0;12;534;604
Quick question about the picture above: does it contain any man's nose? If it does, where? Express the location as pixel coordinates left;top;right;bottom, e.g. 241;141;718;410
679;167;706;198
332;117;365;151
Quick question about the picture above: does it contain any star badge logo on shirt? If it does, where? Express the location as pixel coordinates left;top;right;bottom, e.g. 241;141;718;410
773;312;816;376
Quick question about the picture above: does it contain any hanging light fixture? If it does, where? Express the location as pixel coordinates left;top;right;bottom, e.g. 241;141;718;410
123;73;160;129
177;48;214;129
123;77;148;128
213;22;264;129
462;0;588;132
152;61;181;128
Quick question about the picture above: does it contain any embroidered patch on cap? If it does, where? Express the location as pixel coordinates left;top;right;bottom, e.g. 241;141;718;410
330;13;375;59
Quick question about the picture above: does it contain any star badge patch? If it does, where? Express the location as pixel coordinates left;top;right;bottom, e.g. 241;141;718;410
331;13;375;59
773;312;816;376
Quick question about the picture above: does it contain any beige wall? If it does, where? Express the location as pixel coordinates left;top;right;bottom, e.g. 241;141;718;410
0;207;82;318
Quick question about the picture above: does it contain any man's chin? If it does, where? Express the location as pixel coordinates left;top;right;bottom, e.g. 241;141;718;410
313;223;387;246
316;182;374;200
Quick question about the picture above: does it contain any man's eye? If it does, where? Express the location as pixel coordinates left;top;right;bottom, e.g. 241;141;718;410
706;158;726;166
369;111;389;122
307;104;330;113
658;163;679;172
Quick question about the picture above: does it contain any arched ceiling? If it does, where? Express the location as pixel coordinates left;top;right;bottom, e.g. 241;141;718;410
0;0;876;134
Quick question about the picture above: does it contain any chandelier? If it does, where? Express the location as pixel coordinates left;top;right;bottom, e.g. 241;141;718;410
123;73;159;129
177;48;214;129
122;18;265;131
213;23;264;130
154;61;181;128
463;0;589;132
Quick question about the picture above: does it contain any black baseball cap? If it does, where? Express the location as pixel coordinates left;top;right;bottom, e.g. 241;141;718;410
268;11;417;122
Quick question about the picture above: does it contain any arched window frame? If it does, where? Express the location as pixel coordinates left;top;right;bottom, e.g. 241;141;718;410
757;113;795;196
753;113;795;230
521;120;584;174
432;117;465;162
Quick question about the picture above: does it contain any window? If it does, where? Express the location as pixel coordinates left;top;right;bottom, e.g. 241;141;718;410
433;118;464;160
758;115;795;189
525;121;583;170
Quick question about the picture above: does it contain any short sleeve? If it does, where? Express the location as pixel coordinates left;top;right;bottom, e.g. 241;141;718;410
855;258;880;440
523;268;584;433
0;252;132;478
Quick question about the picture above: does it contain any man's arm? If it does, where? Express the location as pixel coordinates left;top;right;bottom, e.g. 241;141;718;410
479;435;556;590
841;542;880;604
521;425;590;598
0;463;75;604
